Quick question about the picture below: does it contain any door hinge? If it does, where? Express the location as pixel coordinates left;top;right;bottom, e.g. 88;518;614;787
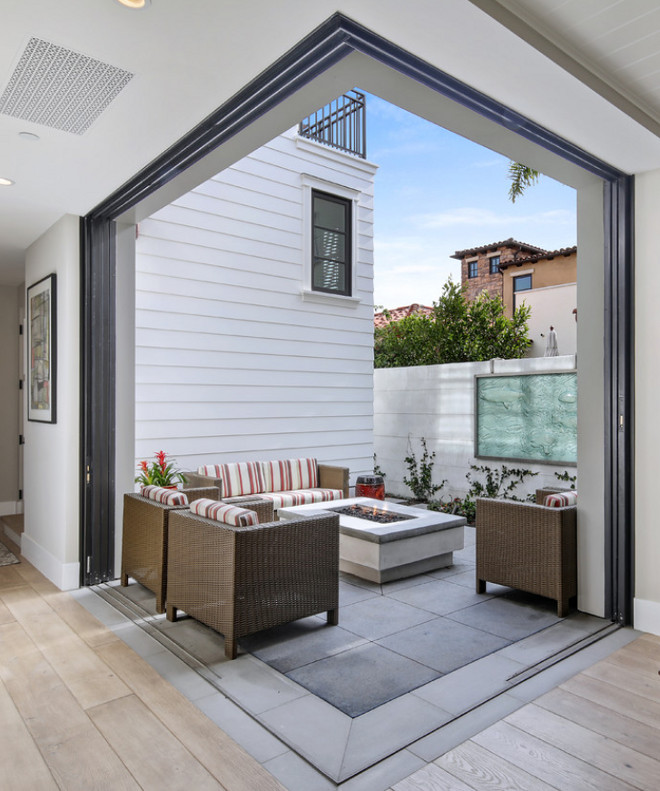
18;324;23;335
18;434;24;446
18;489;22;501
86;465;91;484
86;556;92;574
18;379;23;390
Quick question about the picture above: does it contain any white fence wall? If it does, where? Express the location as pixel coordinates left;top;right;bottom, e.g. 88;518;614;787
374;355;578;501
135;130;377;484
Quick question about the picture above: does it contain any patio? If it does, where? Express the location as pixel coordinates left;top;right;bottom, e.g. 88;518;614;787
80;524;615;787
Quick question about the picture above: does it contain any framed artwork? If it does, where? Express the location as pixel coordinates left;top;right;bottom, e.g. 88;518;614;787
27;273;56;423
475;371;577;465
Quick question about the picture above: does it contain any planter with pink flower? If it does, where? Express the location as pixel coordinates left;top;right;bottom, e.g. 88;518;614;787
135;450;187;489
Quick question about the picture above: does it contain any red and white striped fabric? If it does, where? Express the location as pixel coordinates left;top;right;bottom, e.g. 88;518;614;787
140;486;188;506
543;491;578;508
190;498;259;526
260;488;343;510
197;462;264;497
260;458;318;493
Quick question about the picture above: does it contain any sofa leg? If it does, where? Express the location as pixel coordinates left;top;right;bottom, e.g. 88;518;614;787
557;599;569;618
477;579;486;594
225;635;237;660
120;571;128;587
327;608;338;626
166;604;178;622
155;594;165;615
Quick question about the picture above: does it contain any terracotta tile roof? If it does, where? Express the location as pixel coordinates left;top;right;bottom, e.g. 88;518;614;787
450;237;547;259
498;245;577;269
374;303;434;328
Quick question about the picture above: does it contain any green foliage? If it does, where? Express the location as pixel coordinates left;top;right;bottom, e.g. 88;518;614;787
403;437;446;501
554;470;577;490
373;453;386;478
466;463;538;502
374;279;530;369
508;162;541;202
428;495;476;524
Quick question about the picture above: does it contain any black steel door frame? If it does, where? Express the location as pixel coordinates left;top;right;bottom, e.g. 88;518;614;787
80;13;633;623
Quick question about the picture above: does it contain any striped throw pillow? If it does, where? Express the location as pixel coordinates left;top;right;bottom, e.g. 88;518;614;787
260;458;318;492
190;498;259;526
141;486;188;506
544;491;578;508
197;462;264;497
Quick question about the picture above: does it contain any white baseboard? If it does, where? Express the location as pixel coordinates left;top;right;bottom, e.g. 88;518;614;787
0;500;20;517
633;597;660;636
21;534;80;591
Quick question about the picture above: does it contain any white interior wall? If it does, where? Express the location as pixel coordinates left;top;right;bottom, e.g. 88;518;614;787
134;130;377;483
0;284;20;514
23;214;80;590
634;167;660;635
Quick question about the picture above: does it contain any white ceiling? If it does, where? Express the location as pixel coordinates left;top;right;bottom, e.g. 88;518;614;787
2;0;660;285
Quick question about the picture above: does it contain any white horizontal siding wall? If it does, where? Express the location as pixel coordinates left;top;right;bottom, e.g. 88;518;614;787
135;129;378;484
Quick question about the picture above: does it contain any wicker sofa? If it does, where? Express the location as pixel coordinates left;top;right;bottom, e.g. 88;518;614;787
183;457;349;512
475;489;577;617
166;508;341;659
121;488;274;613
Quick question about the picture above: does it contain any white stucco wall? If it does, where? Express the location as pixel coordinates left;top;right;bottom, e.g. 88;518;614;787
634;167;660;635
23;215;80;590
522;283;577;358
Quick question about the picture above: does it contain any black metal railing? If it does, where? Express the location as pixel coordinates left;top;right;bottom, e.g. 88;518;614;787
298;90;366;158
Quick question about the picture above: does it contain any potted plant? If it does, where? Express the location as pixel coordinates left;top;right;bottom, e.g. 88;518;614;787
135;450;187;488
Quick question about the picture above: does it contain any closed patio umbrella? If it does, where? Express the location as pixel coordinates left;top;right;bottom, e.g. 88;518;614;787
544;325;559;357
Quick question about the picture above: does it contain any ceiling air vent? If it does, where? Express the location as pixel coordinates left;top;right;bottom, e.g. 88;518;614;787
0;37;134;135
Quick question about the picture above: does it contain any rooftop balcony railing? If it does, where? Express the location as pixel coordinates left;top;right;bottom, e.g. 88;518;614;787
298;90;366;159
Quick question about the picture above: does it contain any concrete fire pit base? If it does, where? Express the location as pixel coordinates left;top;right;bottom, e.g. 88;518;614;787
278;497;466;583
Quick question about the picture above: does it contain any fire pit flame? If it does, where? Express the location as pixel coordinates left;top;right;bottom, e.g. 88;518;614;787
330;504;413;524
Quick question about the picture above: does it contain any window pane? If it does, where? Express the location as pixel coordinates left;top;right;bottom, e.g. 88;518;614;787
468;261;478;278
314;196;346;231
313;228;346;262
513;274;532;291
313;259;345;291
490;256;500;274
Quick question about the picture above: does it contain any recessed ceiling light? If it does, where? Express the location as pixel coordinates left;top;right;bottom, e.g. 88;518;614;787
18;131;40;141
116;0;150;8
0;177;14;186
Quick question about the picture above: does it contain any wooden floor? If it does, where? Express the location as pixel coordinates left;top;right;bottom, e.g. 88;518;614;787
0;545;286;791
391;633;660;791
2;542;660;791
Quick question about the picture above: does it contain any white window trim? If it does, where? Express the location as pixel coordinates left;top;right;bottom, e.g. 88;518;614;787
300;173;360;305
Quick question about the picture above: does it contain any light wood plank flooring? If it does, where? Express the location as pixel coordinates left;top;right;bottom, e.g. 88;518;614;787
0;548;286;791
391;632;660;791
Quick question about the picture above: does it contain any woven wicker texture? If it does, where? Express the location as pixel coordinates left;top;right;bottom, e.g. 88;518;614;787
120;487;219;613
166;510;340;659
476;497;577;617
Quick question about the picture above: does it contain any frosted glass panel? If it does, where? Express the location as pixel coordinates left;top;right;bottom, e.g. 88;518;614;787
476;372;577;464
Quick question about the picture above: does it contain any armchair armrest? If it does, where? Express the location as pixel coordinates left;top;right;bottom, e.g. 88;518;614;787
181;471;224;497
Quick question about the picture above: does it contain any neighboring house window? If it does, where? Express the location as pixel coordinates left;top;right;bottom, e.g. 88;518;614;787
312;190;351;295
513;274;532;292
489;256;501;274
468;260;478;278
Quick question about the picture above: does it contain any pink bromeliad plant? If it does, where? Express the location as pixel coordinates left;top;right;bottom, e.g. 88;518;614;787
135;450;187;487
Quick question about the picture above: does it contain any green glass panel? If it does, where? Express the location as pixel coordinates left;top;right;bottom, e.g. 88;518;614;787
476;372;577;463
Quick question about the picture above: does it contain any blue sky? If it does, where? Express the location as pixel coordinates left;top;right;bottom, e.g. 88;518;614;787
365;93;577;310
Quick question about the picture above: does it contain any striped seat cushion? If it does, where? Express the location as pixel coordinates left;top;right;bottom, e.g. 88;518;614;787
197;462;264;497
544;491;578;508
259;458;318;493
190;498;259;526
141;485;188;506
259;488;343;510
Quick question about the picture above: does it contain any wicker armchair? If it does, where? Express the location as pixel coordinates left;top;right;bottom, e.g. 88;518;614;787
166;509;340;659
120;488;273;614
475;494;577;617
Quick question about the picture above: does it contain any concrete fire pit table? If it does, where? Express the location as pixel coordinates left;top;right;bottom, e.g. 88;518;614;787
278;497;466;583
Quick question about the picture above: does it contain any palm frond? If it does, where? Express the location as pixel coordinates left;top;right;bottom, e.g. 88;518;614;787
508;161;540;202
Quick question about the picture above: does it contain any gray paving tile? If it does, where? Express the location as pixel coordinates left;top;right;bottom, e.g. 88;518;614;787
339;580;380;606
210;654;309;714
379;574;437;594
412;652;525;714
110;580;159;614
155;615;228;665
387;578;495;616
339;749;426;790
259;694;352;780
408;692;525;762
241;619;367;673
194;691;289;763
426;561;476;581
110;621;166;658
145;649;217;701
71;587;132;627
286;643;439;717
447;591;561;640
339;694;452;778
263;750;337;791
338;596;436;641
377;617;510;674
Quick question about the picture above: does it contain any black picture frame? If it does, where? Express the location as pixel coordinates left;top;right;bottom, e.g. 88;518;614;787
27;273;57;423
